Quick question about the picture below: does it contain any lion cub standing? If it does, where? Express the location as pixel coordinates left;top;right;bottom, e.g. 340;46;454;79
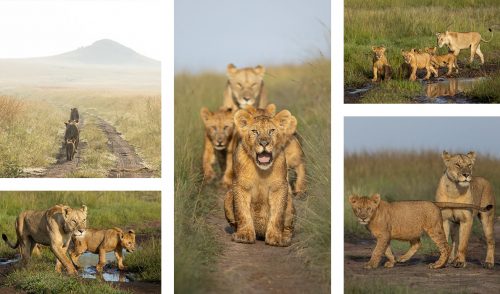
70;227;136;272
436;151;495;269
223;64;268;109
401;49;438;81
200;107;235;186
424;47;459;76
371;46;392;82
224;107;296;246
348;194;450;269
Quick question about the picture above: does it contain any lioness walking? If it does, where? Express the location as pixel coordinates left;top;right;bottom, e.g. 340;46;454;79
436;29;494;64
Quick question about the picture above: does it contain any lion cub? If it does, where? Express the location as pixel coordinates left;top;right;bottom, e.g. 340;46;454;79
200;107;235;186
223;64;268;109
224;107;296;246
401;49;438;81
348;194;450;269
70;228;136;272
371;46;392;82
424;47;459;76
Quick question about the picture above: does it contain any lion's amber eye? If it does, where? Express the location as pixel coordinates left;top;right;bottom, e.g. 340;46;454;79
455;163;460;168
252;129;259;135
237;83;243;89
269;129;275;135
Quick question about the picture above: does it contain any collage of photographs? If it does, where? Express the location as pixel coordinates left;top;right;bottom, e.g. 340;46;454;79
0;0;498;293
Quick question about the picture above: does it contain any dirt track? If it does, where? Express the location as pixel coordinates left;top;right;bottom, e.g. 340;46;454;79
206;190;329;294
345;219;500;292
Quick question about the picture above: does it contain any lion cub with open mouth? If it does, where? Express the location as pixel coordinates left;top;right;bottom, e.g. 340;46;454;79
348;194;450;269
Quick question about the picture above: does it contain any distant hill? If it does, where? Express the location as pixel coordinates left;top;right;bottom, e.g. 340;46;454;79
50;39;160;67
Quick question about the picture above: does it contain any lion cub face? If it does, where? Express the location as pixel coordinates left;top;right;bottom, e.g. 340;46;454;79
120;230;136;253
348;194;380;225
200;107;234;150
235;107;296;170
227;64;265;108
372;46;386;60
401;49;415;64
442;151;475;187
62;205;87;236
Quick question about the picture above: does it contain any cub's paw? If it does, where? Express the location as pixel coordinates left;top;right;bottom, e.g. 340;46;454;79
453;260;466;268
363;262;379;269
265;231;283;247
483;262;494;270
428;262;445;269
221;175;232;188
383;261;395;268
232;230;255;244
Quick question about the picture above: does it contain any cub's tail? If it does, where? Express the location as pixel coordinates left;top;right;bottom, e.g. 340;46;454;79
434;202;493;212
2;233;19;249
481;28;494;43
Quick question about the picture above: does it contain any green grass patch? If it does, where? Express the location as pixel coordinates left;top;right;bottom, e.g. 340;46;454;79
360;80;422;103
126;237;161;282
466;74;500;103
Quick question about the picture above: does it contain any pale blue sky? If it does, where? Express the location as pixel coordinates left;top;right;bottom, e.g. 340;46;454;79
175;0;330;73
345;117;500;157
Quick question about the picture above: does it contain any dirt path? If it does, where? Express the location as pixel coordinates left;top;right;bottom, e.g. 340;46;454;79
206;191;328;294
94;116;154;178
345;219;500;292
29;116;87;178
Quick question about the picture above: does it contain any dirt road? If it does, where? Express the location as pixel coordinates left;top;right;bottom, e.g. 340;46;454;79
206;191;329;294
345;219;500;292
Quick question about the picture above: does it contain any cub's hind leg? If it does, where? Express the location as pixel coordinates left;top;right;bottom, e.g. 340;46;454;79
397;238;421;263
384;246;396;268
426;224;450;269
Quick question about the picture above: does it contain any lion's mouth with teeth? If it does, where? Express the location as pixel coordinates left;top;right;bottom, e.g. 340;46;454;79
256;151;273;168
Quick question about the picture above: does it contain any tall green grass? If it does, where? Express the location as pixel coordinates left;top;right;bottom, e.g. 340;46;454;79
175;59;331;290
344;0;500;99
466;74;500;102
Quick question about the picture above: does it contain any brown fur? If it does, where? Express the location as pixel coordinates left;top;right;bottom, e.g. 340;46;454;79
401;49;438;81
224;108;296;246
371;46;392;82
200;107;235;186
436;29;493;64
436;151;496;269
424;47;459;76
348;194;450;269
223;64;268;110
2;204;88;275
70;228;136;272
66;139;76;161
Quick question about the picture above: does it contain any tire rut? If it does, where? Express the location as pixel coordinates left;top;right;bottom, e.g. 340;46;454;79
345;219;500;292
206;190;329;294
94;116;154;178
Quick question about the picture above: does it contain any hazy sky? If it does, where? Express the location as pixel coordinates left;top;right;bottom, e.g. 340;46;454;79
345;117;500;157
175;0;330;73
0;0;162;60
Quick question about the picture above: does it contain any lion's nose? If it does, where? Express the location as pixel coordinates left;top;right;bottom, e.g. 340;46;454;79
243;96;250;101
462;173;470;177
259;140;269;147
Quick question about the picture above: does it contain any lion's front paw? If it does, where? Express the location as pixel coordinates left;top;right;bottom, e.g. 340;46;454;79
384;261;395;268
453;259;466;268
483;262;494;269
232;229;255;244
363;262;379;269
222;175;232;188
265;230;283;246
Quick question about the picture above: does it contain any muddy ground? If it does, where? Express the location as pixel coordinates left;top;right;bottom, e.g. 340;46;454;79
344;61;499;104
24;112;154;178
205;189;329;294
345;218;500;292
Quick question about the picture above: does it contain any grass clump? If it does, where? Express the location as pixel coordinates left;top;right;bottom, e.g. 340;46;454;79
126;237;161;282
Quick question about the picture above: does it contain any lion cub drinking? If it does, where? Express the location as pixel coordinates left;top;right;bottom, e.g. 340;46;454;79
371;46;392;82
348;194;450;269
70;227;136;272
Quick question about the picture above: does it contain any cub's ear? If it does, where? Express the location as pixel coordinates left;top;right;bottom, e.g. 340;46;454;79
371;46;376;52
234;109;253;132
371;193;381;205
348;195;357;204
254;65;265;77
200;107;212;123
81;205;87;213
64;207;72;218
442;150;451;162
381;46;386;52
435;32;440;37
120;233;124;239
227;63;237;77
128;230;135;235
273;110;296;135
65;122;69;126
265;104;276;116
467;151;476;163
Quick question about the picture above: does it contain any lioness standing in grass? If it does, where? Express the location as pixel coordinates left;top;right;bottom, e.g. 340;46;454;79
436;151;496;269
348;194;450;269
371;46;392;82
436;29;493;64
224;107;296;246
223;64;268;109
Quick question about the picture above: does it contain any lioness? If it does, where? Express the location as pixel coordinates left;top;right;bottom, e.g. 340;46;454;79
436;29;493;64
401;49;438;81
70;108;79;123
424;47;459;76
2;204;87;275
70;227;136;272
223;64;268;109
64;120;79;152
349;194;450;269
200;107;235;185
436;151;496;269
371;46;392;82
224;107;295;246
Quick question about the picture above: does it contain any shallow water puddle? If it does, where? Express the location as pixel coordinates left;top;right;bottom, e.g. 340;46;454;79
0;256;20;265
79;251;131;282
416;77;484;103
